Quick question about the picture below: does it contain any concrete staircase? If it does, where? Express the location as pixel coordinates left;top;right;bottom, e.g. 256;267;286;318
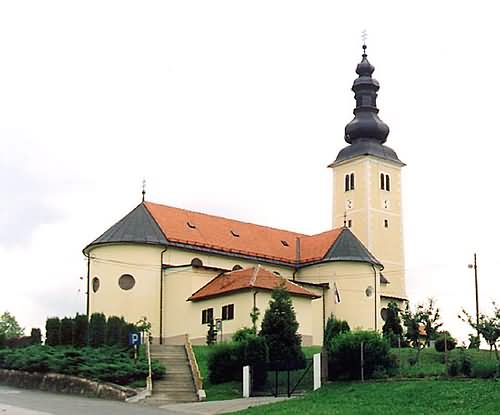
144;344;198;406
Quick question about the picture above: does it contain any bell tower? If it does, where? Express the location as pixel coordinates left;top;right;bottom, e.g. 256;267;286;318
329;44;407;302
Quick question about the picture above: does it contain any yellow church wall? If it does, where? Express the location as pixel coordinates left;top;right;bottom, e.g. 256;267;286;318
164;247;294;278
87;243;164;338
297;261;383;332
331;156;407;301
186;290;314;346
86;242;386;346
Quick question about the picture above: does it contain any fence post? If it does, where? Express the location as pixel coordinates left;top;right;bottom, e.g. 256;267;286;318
360;341;365;382
313;353;321;391
243;365;250;398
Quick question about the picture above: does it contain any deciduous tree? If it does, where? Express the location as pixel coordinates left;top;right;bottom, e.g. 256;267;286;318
0;311;24;339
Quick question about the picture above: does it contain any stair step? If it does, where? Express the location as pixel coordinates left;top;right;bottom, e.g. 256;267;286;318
146;344;198;404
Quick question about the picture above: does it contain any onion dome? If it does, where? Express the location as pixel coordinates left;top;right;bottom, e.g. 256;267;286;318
330;45;404;167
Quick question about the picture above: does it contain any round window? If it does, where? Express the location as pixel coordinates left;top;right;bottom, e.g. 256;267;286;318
118;274;135;290
92;277;100;293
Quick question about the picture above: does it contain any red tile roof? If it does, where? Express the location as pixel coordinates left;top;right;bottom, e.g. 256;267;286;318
188;266;320;301
144;201;342;264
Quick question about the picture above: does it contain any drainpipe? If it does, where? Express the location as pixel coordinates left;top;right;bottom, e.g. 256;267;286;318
252;290;259;333
84;251;91;318
293;237;301;281
159;246;168;344
322;286;326;336
372;264;377;331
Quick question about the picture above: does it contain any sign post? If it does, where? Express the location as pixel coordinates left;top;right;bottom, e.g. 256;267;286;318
128;332;141;362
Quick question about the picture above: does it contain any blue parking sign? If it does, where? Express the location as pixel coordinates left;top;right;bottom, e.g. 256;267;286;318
128;332;141;346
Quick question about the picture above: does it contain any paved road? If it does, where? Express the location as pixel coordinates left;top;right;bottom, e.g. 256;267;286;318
0;386;287;415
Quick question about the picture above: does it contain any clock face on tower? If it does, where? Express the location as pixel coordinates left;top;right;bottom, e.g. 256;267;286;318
345;199;353;210
383;200;390;209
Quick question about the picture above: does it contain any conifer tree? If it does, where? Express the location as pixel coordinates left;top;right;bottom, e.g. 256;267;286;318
73;314;89;347
260;281;305;370
89;313;106;347
45;317;61;346
382;302;404;347
30;328;42;345
60;317;74;345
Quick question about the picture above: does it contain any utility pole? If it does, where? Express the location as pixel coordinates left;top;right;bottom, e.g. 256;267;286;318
468;253;480;340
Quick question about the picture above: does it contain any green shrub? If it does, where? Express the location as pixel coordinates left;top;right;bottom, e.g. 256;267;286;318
447;348;472;377
207;342;244;384
232;327;255;343
45;318;61;346
324;314;350;347
435;331;457;352
60;318;74;346
73;314;88;347
89;313;106;347
30;328;42;346
0;333;5;349
0;345;165;386
244;336;268;390
327;331;396;380
472;361;498;379
4;336;33;348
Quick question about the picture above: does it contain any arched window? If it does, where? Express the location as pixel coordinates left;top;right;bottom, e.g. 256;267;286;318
344;173;355;192
380;173;391;191
191;258;203;267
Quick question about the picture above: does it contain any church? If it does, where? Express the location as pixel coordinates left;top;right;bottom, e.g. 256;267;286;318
83;45;407;346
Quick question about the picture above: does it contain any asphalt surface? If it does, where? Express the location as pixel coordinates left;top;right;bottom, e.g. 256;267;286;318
0;386;287;415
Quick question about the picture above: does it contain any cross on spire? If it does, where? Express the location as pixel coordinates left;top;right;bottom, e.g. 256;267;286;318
142;178;146;202
361;30;368;56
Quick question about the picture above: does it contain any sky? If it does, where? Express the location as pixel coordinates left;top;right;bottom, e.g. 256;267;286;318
1;1;499;344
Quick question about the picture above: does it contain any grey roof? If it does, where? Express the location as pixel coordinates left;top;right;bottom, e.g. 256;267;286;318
322;228;381;266
330;141;405;167
84;203;167;252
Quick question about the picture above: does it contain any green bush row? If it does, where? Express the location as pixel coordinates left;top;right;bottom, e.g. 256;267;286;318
0;345;165;386
45;313;138;348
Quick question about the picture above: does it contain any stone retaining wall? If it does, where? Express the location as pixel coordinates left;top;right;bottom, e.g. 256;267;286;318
0;369;137;401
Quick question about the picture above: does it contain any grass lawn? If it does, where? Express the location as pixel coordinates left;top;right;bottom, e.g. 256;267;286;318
231;379;500;415
396;347;494;378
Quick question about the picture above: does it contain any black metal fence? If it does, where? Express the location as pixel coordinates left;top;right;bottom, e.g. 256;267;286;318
250;358;314;397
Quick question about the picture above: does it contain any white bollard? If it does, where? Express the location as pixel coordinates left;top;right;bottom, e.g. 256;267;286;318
243;365;250;398
313;353;321;391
